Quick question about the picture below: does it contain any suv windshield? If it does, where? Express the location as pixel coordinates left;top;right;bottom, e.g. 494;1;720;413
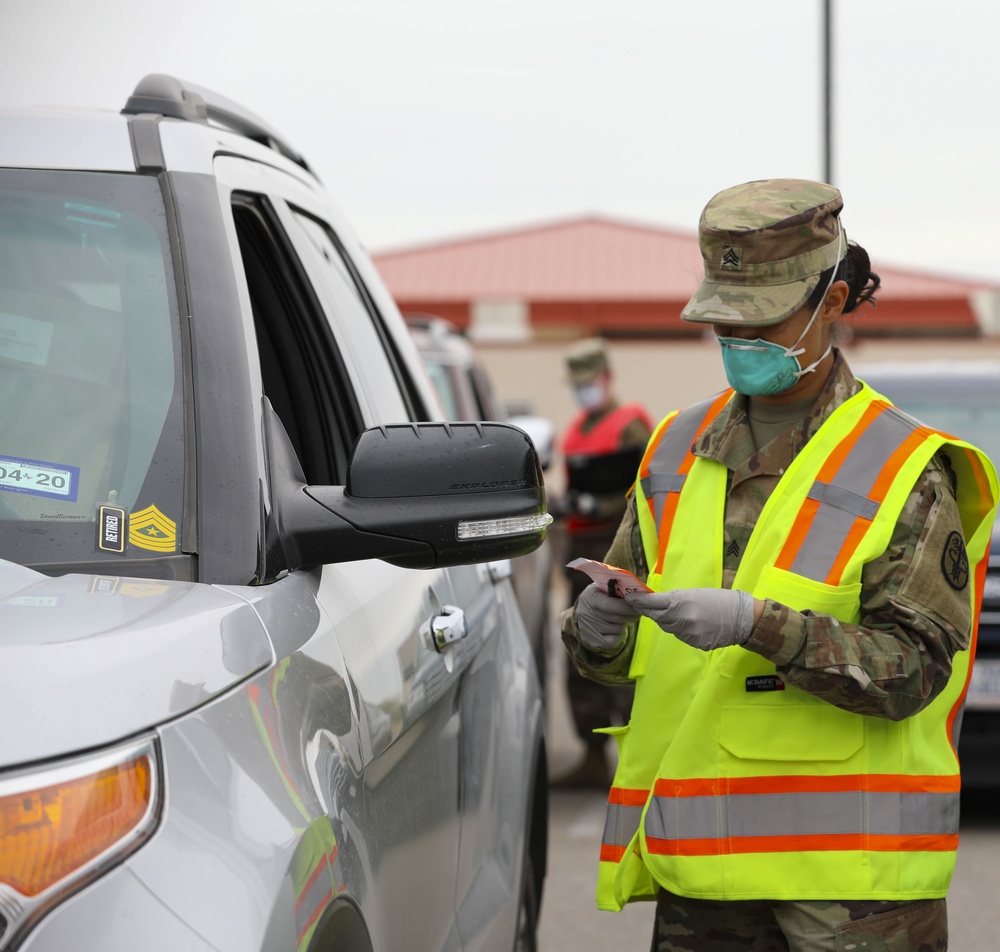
0;170;187;576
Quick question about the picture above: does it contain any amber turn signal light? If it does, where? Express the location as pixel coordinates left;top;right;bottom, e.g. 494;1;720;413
0;750;154;897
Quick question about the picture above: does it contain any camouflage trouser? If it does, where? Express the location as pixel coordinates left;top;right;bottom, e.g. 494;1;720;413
650;888;948;951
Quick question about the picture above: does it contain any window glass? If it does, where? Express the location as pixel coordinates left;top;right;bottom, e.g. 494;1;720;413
290;211;410;424
422;360;461;419
0;170;185;572
232;197;362;485
469;363;506;421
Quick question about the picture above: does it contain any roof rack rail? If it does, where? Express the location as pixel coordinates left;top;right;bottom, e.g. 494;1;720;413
121;73;314;176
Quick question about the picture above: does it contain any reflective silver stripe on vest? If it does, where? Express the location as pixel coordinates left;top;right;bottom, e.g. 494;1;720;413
788;405;922;580
602;801;645;851
643;395;724;528
639;472;686;501
645;789;960;842
808;481;880;520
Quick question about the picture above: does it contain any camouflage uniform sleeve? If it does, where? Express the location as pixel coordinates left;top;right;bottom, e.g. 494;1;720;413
620;416;654;449
559;495;644;684
745;453;973;720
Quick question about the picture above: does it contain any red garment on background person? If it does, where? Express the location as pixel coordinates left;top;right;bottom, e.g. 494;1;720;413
562;402;654;534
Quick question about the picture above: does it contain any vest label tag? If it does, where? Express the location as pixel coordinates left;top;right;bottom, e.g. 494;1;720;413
745;675;785;692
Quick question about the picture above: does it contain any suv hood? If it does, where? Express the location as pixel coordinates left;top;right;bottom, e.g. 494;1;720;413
0;559;271;769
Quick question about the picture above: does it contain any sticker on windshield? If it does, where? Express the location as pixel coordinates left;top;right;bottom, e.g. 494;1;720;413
129;504;177;552
0;454;79;502
98;505;127;553
0;311;55;367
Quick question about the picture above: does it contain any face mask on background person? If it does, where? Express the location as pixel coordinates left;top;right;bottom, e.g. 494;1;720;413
716;226;843;397
574;378;609;412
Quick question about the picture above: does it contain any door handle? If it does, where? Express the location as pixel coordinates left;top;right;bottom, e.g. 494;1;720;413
430;604;467;651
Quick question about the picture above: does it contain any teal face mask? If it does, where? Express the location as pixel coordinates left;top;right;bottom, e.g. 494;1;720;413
717;226;842;396
716;335;815;396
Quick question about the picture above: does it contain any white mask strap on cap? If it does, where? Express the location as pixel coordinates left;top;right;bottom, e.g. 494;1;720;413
787;222;843;377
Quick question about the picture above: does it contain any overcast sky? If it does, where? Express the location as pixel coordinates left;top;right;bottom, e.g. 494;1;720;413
3;1;998;283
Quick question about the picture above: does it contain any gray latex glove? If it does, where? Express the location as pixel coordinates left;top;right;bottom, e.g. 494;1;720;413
575;582;640;655
624;588;757;651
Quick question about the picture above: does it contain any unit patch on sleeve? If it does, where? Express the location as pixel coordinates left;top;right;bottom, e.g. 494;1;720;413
941;530;969;591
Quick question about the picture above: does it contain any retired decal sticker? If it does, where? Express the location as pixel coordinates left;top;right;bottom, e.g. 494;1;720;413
98;505;127;553
129;504;177;552
941;530;969;591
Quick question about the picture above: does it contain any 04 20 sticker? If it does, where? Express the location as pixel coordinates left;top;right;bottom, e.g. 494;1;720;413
0;454;79;502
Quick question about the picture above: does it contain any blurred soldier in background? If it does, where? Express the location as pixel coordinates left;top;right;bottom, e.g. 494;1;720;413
551;337;652;788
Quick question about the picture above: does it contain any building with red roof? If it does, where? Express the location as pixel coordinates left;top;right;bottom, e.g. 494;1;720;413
372;215;1000;340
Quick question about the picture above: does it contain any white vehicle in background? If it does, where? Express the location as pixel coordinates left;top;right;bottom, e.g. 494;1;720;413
406;315;556;692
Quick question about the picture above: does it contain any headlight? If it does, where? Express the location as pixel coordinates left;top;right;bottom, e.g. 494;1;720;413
0;737;160;947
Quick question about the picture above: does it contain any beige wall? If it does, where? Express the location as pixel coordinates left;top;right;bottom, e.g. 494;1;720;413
477;335;1000;492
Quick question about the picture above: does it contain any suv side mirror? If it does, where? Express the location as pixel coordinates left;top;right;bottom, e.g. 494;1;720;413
265;412;551;575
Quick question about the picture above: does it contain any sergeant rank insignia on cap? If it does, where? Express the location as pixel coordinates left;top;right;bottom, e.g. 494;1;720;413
721;245;742;271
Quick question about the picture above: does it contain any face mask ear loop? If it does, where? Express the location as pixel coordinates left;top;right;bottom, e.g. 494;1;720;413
784;222;844;369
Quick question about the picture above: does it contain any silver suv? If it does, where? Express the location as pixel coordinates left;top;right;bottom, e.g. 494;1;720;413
0;75;550;952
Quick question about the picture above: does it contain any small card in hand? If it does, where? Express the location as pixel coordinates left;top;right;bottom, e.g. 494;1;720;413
566;557;651;598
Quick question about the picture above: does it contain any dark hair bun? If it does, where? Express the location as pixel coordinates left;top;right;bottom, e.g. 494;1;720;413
808;241;881;313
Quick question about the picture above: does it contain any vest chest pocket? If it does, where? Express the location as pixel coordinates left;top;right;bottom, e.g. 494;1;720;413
719;703;864;763
753;564;862;621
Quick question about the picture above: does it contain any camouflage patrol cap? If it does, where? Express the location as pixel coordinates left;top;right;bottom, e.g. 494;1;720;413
566;337;610;385
681;178;848;327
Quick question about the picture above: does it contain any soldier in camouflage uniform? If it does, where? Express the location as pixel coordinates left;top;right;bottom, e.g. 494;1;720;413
552;338;652;788
561;179;997;950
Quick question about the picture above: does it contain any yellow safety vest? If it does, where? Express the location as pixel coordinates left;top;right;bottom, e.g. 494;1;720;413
596;384;998;910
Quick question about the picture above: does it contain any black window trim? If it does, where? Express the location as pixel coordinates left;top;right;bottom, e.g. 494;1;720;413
231;192;363;485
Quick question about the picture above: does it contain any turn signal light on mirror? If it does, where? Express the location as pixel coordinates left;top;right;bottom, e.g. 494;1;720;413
0;747;156;898
457;512;553;541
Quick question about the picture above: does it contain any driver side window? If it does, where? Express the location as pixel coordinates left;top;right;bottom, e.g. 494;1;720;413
230;195;362;486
